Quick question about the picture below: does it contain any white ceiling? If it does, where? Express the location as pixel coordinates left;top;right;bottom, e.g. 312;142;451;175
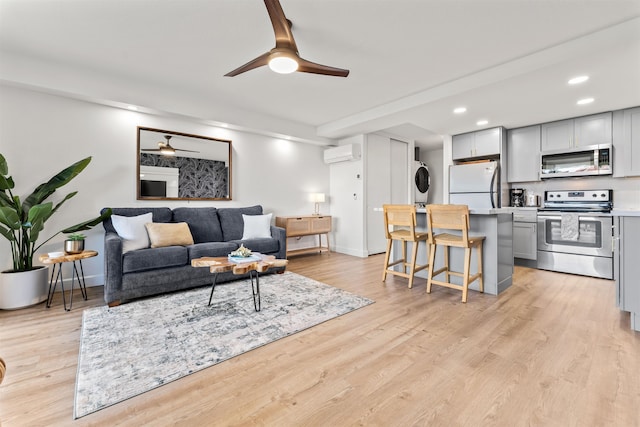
1;0;639;150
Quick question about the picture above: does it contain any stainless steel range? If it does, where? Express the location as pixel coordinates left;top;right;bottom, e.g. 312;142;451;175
537;190;613;279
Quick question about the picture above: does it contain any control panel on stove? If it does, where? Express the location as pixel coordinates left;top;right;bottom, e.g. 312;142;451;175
545;190;612;202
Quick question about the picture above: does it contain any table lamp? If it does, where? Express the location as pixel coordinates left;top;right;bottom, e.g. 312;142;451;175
310;193;325;215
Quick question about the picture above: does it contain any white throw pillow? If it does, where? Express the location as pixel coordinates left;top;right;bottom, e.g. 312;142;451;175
111;213;153;253
241;213;272;240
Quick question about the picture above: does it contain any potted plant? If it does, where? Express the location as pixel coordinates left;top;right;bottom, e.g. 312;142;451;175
0;153;112;309
64;232;86;254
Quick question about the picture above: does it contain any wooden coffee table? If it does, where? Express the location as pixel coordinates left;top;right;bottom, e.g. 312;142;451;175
191;254;288;312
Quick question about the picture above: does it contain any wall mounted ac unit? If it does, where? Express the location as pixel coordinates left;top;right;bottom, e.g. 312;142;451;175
323;144;361;164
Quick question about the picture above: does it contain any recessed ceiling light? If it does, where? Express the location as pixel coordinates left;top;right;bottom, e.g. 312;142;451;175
568;75;589;85
476;120;488;126
127;105;138;111
577;98;594;105
453;107;467;114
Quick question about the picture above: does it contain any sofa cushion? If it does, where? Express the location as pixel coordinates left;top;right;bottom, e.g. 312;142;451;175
122;246;188;274
232;238;279;255
172;207;223;243
102;207;172;234
146;222;195;248
111;213;152;253
217;205;263;241
187;242;239;260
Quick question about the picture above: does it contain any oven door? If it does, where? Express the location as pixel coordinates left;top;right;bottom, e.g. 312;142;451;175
537;214;612;257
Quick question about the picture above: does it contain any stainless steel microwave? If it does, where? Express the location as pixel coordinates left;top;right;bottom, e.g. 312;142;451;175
540;144;612;179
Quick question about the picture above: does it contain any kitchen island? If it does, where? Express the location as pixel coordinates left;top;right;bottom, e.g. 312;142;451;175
391;209;513;296
612;209;640;332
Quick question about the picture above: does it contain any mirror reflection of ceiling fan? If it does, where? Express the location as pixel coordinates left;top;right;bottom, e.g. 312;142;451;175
225;0;349;77
141;135;199;156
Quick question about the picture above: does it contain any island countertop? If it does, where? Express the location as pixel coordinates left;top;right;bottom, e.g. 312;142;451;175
417;207;518;215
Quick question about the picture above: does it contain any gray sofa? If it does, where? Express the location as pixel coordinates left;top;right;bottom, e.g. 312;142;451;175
101;205;286;306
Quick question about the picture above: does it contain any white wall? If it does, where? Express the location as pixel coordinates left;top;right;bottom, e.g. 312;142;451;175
0;85;330;284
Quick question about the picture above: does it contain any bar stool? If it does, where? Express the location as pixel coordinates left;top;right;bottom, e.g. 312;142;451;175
426;204;485;302
381;204;429;289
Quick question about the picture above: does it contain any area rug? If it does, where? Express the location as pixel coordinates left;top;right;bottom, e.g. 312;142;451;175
74;271;373;418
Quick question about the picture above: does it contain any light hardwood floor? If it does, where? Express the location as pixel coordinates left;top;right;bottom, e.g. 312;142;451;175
1;253;639;426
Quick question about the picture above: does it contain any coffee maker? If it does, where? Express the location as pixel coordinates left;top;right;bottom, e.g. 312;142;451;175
510;188;525;207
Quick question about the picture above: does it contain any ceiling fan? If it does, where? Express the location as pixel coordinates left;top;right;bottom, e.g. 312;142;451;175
225;0;349;78
141;135;199;156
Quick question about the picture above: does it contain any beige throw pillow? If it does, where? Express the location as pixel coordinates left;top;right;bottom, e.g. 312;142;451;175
145;222;194;248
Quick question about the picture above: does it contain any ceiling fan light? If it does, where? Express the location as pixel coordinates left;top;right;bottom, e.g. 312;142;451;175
268;55;298;74
160;147;175;155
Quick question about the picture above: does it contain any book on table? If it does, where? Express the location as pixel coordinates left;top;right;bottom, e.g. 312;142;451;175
227;253;262;264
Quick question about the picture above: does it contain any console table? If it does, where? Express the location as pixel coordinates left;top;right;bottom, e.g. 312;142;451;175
275;215;331;257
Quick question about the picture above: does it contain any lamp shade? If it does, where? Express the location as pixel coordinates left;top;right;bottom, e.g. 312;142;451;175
310;193;325;203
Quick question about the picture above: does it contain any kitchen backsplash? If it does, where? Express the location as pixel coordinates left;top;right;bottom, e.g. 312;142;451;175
511;176;640;209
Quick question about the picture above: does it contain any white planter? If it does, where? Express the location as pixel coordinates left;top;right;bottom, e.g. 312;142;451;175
0;267;49;310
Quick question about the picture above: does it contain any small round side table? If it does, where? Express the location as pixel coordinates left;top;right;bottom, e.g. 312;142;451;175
39;250;98;311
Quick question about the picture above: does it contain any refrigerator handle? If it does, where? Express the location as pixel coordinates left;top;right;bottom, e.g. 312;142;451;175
489;165;497;209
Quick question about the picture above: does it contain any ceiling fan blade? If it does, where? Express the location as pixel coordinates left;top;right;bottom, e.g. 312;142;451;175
264;0;297;51
225;51;271;77
174;149;200;153
297;57;350;77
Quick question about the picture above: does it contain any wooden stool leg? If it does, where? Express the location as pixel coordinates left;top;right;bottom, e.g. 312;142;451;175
444;246;450;282
401;241;407;274
426;243;436;294
462;247;471;303
477;243;484;293
382;239;392;281
408;240;419;289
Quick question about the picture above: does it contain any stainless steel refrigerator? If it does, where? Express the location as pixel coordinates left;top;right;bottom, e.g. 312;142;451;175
449;161;501;209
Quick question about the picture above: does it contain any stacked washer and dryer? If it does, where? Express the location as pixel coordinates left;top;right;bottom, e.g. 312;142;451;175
413;160;430;207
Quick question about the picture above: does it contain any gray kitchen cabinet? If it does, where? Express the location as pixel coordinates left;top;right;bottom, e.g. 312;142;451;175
622;107;640;176
507;125;540;182
541;112;612;151
513;222;537;260
452;127;502;160
452;133;474;160
541;119;573;151
513;210;537;260
615;216;640;331
575;112;612;147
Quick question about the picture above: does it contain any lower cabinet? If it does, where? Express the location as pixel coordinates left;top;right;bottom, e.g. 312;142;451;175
513;210;537;261
513;221;537;260
616;216;640;331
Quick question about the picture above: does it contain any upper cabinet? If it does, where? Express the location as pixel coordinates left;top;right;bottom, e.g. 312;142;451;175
452;127;503;160
507;125;540;183
541;112;612;152
614;107;640;177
